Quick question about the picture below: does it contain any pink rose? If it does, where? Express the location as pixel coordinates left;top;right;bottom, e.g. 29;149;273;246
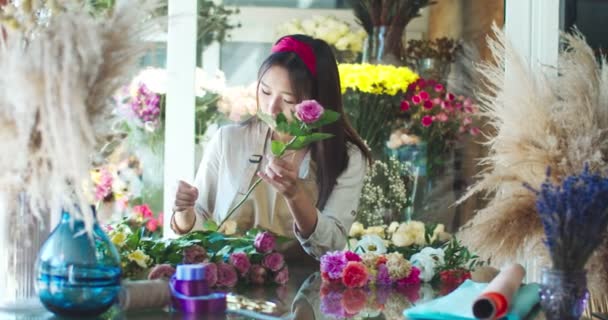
229;252;251;275
147;264;176;280
182;245;207;264
419;91;430;101
254;232;276;253
262;252;285;272
341;261;369;288
250;264;267;285
202;262;218;287
295;99;324;124
421;115;433;127
400;100;410;111
434;84;445;92
216;262;238;287
273;266;289;285
411;95;422;105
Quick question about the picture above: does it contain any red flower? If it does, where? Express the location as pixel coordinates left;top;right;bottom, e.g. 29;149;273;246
423;100;434;110
434;83;445;92
341;289;367;315
344;251;362;262
411;95;422;104
342;262;369;288
419;91;430;101
421;115;433;127
376;256;387;266
446;92;456;101
400;100;410;111
133;204;154;219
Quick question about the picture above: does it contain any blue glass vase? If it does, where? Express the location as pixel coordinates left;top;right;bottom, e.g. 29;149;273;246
35;209;122;317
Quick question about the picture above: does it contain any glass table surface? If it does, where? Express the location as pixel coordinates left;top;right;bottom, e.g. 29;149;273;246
0;265;599;320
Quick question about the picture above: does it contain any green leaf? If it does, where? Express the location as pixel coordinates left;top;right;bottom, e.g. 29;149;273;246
257;112;276;128
277;118;308;136
232;245;253;254
307;110;340;129
245;228;262;238
202;220;218;232
214;245;233;262
287;133;334;150
275;113;288;126
271;140;285;156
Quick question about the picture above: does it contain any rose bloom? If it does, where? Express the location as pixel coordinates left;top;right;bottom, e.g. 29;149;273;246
423;100;434;110
262;252;285;272
216;262;238;287
421;115;433;127
295;99;324;123
400;100;410;111
250;264;267;285
342;261;369;288
147;264;175;280
419;91;430;101
229;252;251;275
182;245;207;264
273;266;289;285
202;262;218;287
254;232;276;253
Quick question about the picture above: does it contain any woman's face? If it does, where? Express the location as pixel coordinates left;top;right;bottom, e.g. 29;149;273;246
258;65;298;120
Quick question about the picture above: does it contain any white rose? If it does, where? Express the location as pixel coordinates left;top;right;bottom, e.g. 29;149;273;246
410;247;445;282
392;231;415;247
357;234;387;254
349;221;365;238
387;221;400;234
363;226;386;238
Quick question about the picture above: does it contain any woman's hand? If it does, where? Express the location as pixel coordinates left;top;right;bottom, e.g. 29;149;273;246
174;180;199;212
258;156;302;200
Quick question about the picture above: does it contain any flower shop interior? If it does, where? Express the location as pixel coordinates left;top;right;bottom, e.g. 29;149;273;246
1;0;608;319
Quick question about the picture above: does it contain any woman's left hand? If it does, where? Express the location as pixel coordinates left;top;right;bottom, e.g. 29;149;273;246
257;155;302;200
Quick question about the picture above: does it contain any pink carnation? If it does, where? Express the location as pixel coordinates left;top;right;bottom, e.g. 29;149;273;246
229;252;251;275
273;266;289;285
147;264;176;280
262;252;285;272
419;91;430;101
250;264;267;285
254;232;276;253
202;262;218;287
411;95;422;105
321;251;348;280
295;99;324;124
344;251;362;262
375;264;391;286
397;266;421;286
421;115;433;127
341;261;369;288
216;262;238;287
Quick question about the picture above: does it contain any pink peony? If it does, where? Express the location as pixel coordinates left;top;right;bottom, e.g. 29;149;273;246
421;115;433;127
423;100;434;110
419;91;430;101
400;100;410;111
341;261;369;288
147;264;176;280
182;245;207;264
273;266;289;285
411;95;422;105
250;264;267;285
295;99;324;124
397;266;421;286
202;262;218;287
229;252;251;275
216;262;238;287
262;252;285;272
344;251;362;262
254;232;276;253
321;251;348;280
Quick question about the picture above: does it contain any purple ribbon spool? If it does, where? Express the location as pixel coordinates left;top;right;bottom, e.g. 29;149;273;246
170;264;226;314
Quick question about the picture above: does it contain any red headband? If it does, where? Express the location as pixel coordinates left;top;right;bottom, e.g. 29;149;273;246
271;37;317;77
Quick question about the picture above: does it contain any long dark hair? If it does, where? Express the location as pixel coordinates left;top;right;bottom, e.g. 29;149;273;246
257;34;372;210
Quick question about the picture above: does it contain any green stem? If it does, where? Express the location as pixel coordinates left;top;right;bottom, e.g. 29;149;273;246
217;134;299;230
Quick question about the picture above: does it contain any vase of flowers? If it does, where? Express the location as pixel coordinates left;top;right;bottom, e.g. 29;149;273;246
526;166;608;320
405;38;461;83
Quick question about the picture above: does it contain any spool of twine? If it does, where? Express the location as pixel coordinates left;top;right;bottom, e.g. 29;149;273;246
119;279;171;311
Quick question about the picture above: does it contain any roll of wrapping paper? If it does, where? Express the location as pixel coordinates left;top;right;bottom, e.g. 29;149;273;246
119;279;171;311
472;263;526;319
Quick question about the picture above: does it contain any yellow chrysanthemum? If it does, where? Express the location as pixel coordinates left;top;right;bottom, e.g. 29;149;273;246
127;250;150;269
338;63;418;96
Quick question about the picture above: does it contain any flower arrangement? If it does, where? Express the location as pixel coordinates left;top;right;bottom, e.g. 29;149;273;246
356;157;412;226
217;99;340;229
404;37;461;63
393;77;479;178
106;217;290;287
525;166;608;273
338;63;418;155
347;221;483;287
275;15;366;62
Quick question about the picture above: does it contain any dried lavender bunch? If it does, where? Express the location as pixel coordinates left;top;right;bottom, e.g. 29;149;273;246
526;166;608;273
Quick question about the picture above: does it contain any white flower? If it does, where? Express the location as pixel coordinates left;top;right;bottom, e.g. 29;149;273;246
387;221;400;234
363;225;386;238
334;36;350;51
357;234;387;254
392;231;415;247
131;68;167;94
349;221;365;238
410;247;445;282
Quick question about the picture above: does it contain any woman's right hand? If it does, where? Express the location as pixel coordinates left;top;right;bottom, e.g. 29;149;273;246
174;180;199;212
